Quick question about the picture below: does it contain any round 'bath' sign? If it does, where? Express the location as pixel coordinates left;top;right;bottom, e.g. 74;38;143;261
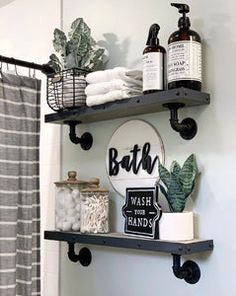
106;119;165;197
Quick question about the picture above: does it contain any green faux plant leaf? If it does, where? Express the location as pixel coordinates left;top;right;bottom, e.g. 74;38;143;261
53;29;67;54
64;53;78;70
168;173;186;212
158;154;199;213
179;154;198;196
49;18;106;72
48;54;61;73
160;184;168;199
158;159;170;188
69;18;90;42
84;48;105;70
170;161;181;177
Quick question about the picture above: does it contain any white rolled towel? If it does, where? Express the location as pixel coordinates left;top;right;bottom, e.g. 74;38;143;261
86;89;142;107
86;67;142;84
85;79;142;96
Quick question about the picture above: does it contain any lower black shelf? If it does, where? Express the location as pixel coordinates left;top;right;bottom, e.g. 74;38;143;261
44;231;213;285
44;231;213;256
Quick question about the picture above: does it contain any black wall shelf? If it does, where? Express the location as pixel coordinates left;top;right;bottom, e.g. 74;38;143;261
45;230;213;255
45;87;210;144
45;230;213;284
45;87;210;124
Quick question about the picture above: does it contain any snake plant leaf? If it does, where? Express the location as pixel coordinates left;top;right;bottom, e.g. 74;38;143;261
170;161;181;177
168;173;186;212
158;159;170;188
179;154;198;195
160;184;168;199
53;29;67;55
158;154;198;213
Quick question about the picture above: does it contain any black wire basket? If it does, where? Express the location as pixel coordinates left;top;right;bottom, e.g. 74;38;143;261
47;68;89;111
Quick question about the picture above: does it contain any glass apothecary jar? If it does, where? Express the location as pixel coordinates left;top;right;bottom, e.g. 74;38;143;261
80;178;109;234
55;171;88;232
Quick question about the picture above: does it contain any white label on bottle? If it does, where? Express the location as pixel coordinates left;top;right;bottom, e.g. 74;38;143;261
168;40;202;83
143;52;164;91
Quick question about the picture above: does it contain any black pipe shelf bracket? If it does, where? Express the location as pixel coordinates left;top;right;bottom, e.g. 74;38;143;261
66;121;93;150
45;231;213;285
163;102;198;140
172;254;201;284
67;242;92;266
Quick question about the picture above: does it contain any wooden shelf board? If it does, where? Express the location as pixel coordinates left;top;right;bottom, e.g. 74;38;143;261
45;87;210;124
44;230;213;255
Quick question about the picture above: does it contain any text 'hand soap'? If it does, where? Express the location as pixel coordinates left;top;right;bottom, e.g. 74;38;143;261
168;3;202;91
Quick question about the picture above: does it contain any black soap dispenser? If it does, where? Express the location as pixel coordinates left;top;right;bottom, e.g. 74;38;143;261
168;3;202;91
143;24;166;94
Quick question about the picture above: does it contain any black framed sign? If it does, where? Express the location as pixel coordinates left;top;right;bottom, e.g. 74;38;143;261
122;187;162;239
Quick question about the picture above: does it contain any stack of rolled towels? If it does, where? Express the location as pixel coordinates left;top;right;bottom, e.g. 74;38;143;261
85;67;143;107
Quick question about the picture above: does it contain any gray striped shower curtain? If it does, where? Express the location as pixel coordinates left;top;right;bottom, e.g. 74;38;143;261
0;73;41;295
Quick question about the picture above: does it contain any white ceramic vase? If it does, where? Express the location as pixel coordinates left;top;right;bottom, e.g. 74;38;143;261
159;211;194;241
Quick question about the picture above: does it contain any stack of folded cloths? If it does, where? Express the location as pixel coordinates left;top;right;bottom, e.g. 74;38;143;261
85;67;143;107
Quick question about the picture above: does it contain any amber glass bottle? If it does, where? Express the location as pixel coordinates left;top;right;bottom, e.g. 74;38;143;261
143;24;166;94
168;3;202;91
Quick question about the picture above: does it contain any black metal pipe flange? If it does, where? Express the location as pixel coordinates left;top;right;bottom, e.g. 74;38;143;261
163;103;198;140
67;243;92;266
172;254;201;284
67;121;93;150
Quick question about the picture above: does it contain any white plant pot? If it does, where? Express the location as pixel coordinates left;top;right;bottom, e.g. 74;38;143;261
159;211;194;241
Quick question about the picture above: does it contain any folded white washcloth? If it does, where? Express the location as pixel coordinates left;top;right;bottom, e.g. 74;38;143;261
86;89;142;107
85;79;142;96
86;67;142;84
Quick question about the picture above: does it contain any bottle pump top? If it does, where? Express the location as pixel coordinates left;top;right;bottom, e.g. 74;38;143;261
171;3;191;29
146;24;160;46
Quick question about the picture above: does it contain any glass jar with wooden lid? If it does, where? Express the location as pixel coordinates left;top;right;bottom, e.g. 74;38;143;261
80;178;109;233
54;171;88;232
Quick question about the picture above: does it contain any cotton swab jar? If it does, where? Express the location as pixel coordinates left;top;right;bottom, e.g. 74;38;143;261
80;178;109;234
54;171;88;232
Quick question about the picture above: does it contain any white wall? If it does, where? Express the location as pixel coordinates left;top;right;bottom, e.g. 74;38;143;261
58;0;236;295
0;1;61;295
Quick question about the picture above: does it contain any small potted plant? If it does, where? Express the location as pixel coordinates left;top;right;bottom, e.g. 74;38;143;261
158;154;198;240
47;17;106;111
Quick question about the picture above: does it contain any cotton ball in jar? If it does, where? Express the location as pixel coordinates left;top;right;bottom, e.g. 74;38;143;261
75;203;81;213
67;208;77;217
56;220;63;230
71;189;80;200
57;189;66;207
66;216;77;224
56;209;66;219
72;222;80;231
62;221;72;231
64;193;75;209
63;186;72;195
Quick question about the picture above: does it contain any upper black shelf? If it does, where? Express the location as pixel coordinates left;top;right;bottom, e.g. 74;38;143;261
44;230;213;256
45;87;210;124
